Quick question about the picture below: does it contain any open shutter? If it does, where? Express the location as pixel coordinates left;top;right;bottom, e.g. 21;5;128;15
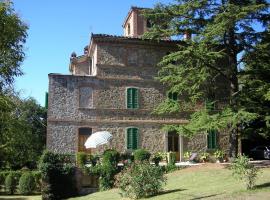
212;131;217;149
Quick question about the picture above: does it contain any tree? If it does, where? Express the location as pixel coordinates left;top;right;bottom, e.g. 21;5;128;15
239;27;270;138
0;94;46;169
143;0;270;156
0;0;28;91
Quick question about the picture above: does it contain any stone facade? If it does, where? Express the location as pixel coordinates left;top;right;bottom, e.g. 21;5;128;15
47;7;230;160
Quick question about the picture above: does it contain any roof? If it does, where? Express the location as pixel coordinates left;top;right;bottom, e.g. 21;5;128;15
122;6;150;28
88;33;184;57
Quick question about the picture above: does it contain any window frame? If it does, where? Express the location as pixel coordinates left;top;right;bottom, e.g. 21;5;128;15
207;130;218;150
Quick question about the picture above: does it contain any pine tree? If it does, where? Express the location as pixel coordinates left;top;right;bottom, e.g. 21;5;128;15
143;0;270;157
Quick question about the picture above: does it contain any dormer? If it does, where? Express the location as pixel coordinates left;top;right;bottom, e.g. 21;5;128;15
122;7;150;37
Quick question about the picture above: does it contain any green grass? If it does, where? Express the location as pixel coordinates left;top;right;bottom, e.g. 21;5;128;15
1;164;270;200
69;164;270;200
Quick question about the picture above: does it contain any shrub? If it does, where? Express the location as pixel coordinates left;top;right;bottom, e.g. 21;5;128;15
183;151;192;161
134;149;151;162
199;152;210;162
103;149;120;166
39;151;77;200
213;149;225;162
230;155;259;190
19;172;36;195
76;152;88;169
152;152;163;166
167;152;176;165
5;172;17;195
116;162;166;199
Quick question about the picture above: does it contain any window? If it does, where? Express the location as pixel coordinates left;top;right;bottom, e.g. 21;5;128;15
168;92;178;101
78;128;92;152
207;130;217;149
168;131;179;152
79;87;93;108
127;128;138;150
127;88;139;109
146;19;152;28
127;23;131;35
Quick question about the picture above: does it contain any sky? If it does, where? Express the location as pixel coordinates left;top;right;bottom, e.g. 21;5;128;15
13;0;172;106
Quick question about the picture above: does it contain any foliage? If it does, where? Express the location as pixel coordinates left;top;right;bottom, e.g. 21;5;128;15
151;152;163;166
76;152;88;169
183;151;192;161
213;149;225;160
0;95;46;169
116;162;166;199
167;152;176;165
134;149;151;162
39;151;77;200
199;152;210;162
230;155;259;190
5;172;17;194
143;0;270;157
18;172;36;195
0;1;28;91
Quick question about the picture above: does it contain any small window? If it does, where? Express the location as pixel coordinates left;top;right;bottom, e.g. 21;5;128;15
207;130;217;149
127;128;138;150
127;23;131;35
168;92;178;101
127;88;139;109
146;19;152;28
78;128;92;152
79;87;93;108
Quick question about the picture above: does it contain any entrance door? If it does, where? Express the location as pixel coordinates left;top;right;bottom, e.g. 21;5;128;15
168;131;180;161
78;127;92;153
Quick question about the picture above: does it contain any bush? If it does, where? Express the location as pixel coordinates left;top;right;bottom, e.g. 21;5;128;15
116;162;166;199
183;151;192;161
19;172;36;195
76;152;88;169
199;152;210;162
230;155;259;190
152;152;163;166
39;151;77;200
213;149;225;162
134;149;151;162
103;149;120;166
167;152;176;165
5;172;17;194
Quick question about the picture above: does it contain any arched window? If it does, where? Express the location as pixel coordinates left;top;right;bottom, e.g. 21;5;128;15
126;128;138;150
126;88;139;109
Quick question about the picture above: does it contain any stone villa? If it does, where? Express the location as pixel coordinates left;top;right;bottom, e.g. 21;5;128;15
47;7;230;161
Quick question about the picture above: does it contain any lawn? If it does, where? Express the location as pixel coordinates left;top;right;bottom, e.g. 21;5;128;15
69;164;270;200
1;164;270;200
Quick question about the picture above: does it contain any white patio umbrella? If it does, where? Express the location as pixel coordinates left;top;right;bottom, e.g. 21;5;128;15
84;131;112;148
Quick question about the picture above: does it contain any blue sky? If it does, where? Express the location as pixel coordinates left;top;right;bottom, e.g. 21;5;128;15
13;0;172;106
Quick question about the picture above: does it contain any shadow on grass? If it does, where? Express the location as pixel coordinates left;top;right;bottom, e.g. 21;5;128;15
0;198;27;200
190;193;223;200
255;182;270;189
146;188;186;198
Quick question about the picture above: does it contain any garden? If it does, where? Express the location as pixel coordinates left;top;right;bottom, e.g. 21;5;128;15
1;148;270;200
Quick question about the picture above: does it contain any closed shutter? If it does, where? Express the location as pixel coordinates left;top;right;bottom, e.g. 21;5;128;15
127;88;139;109
168;92;178;101
207;130;217;149
127;128;138;150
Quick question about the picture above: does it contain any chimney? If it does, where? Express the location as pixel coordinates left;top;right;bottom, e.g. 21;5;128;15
183;30;191;41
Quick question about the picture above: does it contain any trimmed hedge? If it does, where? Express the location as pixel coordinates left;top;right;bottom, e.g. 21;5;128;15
19;172;36;195
39;151;78;200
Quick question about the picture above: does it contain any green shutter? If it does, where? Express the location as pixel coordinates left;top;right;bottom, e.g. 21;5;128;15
132;128;138;149
127;128;133;149
207;130;217;149
127;88;139;109
168;92;178;101
127;128;138;150
133;88;138;108
127;88;133;108
45;92;48;109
